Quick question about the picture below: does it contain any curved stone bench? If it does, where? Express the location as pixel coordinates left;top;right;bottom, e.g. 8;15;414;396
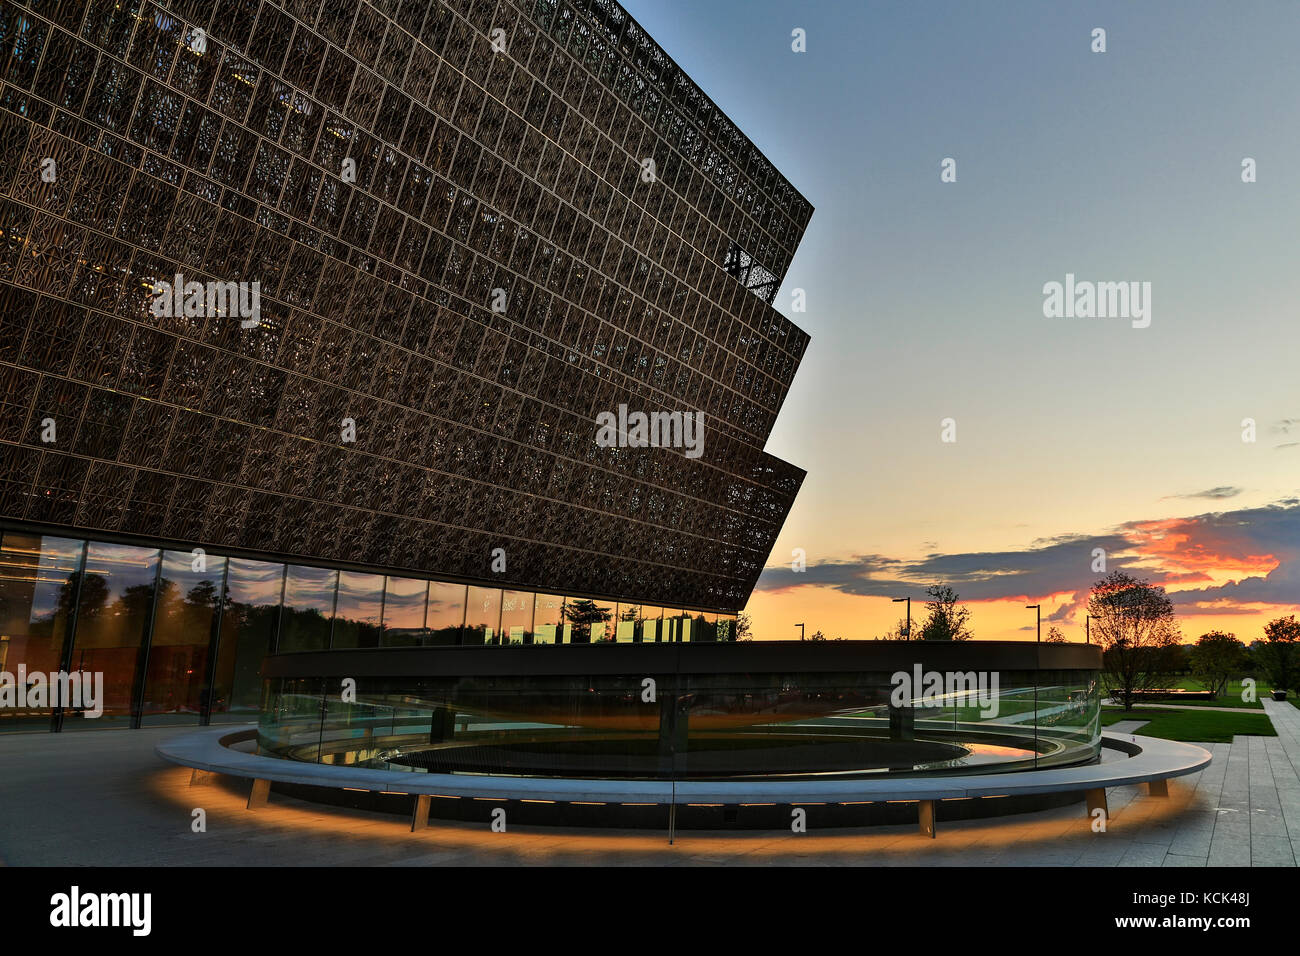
157;726;1211;838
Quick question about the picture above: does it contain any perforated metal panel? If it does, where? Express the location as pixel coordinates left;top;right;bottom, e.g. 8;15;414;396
0;0;810;611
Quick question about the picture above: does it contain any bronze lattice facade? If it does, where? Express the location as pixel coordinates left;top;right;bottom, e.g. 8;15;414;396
0;0;811;614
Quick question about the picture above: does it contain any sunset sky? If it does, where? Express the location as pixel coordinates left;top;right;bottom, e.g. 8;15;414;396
625;0;1300;643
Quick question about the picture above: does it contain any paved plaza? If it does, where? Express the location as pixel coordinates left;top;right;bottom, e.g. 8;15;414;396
1;700;1296;867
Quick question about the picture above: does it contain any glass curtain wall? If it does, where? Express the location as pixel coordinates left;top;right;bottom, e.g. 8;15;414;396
614;603;638;642
278;565;337;653
63;542;161;729
500;590;534;645
565;597;614;643
0;530;749;733
615;603;666;643
464;586;501;645
636;605;664;643
381;577;428;646
0;533;85;731
533;594;567;644
331;571;384;649
140;550;226;725
692;612;719;643
210;558;285;721
426;581;466;645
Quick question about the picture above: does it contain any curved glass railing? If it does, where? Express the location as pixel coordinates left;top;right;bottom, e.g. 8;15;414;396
258;667;1100;779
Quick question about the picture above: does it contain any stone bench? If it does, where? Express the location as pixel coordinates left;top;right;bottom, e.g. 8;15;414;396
157;726;1211;838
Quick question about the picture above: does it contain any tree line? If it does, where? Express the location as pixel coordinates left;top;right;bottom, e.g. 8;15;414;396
752;570;1300;706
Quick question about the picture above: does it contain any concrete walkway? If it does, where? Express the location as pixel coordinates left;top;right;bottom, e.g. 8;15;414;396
1107;720;1150;734
1104;700;1262;714
0;716;1295;866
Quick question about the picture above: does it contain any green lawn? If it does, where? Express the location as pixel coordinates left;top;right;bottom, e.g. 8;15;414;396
1101;706;1276;743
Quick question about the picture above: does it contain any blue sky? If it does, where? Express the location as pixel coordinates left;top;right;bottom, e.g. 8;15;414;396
623;0;1300;639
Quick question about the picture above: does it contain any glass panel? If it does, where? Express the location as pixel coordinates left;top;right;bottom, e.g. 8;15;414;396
614;602;640;642
278;565;337;653
65;542;161;728
564;597;613;644
318;683;399;765
464;586;501;645
382;576;428;646
715;613;737;642
665;609;692;643
691;611;718;643
141;550;226;725
532;593;567;644
425;581;466;645
500;590;534;644
1031;669;1101;767
259;676;325;758
211;558;285;720
0;533;84;732
636;605;664;643
331;571;384;648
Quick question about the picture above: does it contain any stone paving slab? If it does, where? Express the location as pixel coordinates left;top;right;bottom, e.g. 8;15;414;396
0;719;1287;866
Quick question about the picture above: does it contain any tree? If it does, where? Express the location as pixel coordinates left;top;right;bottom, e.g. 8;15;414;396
918;585;972;642
808;629;826;641
1167;642;1193;676
116;582;158;624
1257;615;1300;695
1086;570;1181;711
185;579;221;610
875;617;912;640
1045;626;1067;643
1189;631;1246;698
53;571;110;627
562;599;611;643
734;611;752;642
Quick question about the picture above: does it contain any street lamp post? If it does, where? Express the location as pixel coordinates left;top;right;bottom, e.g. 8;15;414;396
888;599;914;742
1026;604;1041;642
1026;604;1041;765
892;596;911;639
795;622;804;641
1085;614;1091;644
